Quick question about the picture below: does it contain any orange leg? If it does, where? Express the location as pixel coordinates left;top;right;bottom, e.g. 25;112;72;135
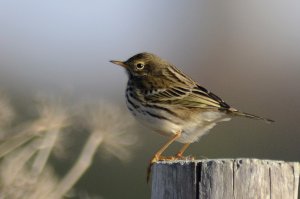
147;131;181;182
150;131;181;164
175;143;191;158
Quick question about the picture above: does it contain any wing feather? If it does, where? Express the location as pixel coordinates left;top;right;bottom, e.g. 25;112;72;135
144;84;230;110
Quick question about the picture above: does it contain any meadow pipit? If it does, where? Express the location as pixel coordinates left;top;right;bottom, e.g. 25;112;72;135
110;52;273;181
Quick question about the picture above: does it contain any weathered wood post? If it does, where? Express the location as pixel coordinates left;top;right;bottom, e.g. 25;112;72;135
151;159;299;199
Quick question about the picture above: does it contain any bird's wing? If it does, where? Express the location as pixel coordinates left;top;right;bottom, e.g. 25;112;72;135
142;83;274;123
144;84;231;110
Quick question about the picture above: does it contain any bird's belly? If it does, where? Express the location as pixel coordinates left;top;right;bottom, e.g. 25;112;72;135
134;110;181;137
127;105;182;137
176;113;231;143
127;100;231;143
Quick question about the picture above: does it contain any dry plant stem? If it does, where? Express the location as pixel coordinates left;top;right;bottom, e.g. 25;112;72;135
47;132;104;199
0;133;35;158
2;138;40;185
31;130;59;177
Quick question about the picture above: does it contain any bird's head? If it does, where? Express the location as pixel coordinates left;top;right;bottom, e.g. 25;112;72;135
110;52;168;78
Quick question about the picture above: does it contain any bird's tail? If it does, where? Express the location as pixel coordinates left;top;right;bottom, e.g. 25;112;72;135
228;108;274;123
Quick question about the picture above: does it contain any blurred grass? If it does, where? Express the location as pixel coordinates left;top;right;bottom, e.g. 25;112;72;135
0;96;137;198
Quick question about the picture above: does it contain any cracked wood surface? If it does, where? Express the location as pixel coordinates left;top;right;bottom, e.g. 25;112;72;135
151;159;299;199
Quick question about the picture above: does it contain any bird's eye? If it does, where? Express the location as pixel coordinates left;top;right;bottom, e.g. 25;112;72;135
136;63;145;70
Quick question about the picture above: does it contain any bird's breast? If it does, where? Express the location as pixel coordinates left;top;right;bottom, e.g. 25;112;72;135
125;89;182;136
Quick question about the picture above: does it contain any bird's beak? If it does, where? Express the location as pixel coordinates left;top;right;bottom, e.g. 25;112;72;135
110;60;127;68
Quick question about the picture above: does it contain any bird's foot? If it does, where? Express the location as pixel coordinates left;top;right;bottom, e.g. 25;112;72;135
175;152;195;161
147;154;196;182
147;155;177;183
150;155;177;164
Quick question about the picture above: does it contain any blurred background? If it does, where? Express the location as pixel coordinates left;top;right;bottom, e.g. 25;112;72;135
0;0;299;198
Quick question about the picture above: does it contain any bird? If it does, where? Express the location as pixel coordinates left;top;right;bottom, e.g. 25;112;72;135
110;52;273;181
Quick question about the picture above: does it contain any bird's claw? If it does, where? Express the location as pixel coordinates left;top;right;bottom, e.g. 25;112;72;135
147;154;195;183
150;155;176;164
147;155;178;183
175;153;195;161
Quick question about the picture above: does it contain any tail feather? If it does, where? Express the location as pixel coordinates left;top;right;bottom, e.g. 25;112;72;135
229;108;274;123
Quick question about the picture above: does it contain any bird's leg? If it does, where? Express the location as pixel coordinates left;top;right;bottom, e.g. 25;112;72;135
147;131;181;183
175;143;190;157
150;131;181;164
175;143;194;160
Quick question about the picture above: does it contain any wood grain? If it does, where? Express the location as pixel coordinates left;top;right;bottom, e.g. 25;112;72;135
151;159;299;199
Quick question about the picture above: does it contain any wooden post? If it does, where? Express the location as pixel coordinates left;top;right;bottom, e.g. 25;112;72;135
151;159;299;199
